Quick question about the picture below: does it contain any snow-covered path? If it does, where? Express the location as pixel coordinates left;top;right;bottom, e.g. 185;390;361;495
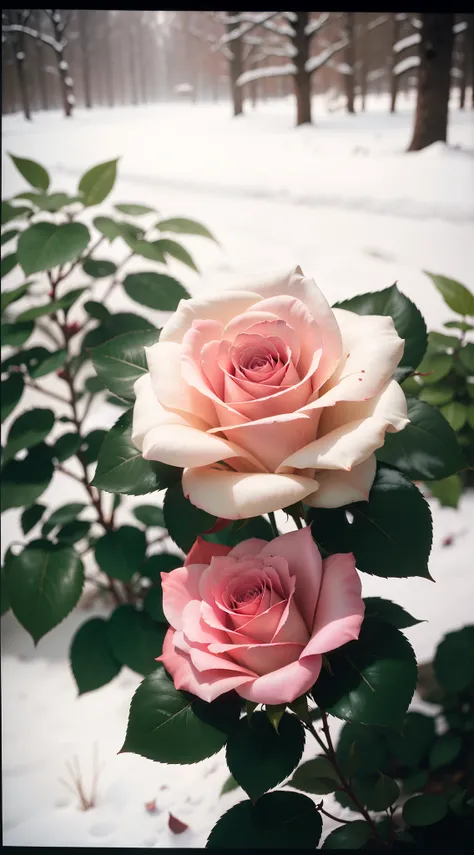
2;94;474;846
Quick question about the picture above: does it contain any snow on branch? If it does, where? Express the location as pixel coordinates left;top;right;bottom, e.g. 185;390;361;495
282;11;297;22
305;13;330;37
305;37;348;74
453;20;468;35
394;32;421;53
367;14;389;32
214;11;281;49
394;55;420;76
411;17;422;29
1;23;63;52
237;62;296;86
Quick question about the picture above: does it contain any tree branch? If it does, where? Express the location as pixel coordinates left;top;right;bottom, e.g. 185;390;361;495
1;23;63;52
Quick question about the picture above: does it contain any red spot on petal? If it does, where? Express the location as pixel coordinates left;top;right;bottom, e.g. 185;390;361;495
145;799;158;814
361;369;366;373
169;813;189;834
358;377;363;381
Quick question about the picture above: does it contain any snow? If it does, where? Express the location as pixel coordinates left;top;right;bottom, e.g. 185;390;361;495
305;13;330;37
237;63;295;86
59;59;68;70
16;51;25;61
394;33;421;54
305;40;349;74
394;55;421;77
453;21;468;35
2;93;474;846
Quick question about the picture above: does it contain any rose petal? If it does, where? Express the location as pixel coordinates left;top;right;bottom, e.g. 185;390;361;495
141;421;262;469
160;290;263;344
185;536;231;567
146;340;217;426
161;564;206;630
183;468;319;519
209;641;304;675
259;527;323;630
158;630;254;702
132;374;172;451
301;553;364;656
236;654;323;704
228;538;269;558
305;455;377;508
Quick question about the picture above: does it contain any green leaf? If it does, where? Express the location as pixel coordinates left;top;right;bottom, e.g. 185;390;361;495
226;712;305;803
57;520;90;545
80;429;106;464
403;793;448;827
444;320;474;332
106;604;165;675
17;288;86;322
21;503;46;535
429;733;462;770
46;503;86;528
429;474;463;509
440;401;467;431
1;346;48;376
459;343;474;372
387;712;436;769
133;504;165;527
132;239;166;262
3;407;54;464
2;201;32;225
1;321;34;347
121;665;241;763
140;553;183;580
82;258;117;278
312;617;418;727
221;775;240;796
418;384;454;406
70;616;122;694
84;300;111;321
17;222;90;275
1;252;17;277
95;526;147;582
78;159;118;207
1;281;31;312
468;403;474;428
1;374;24;422
93;216;122;242
1;228;19;246
1;443;54;511
92;409;181;495
363;597;422;629
377;397;465;481
83;311;155;349
9;154;50;190
157;217;217;242
92;328;159;401
52;432;82;462
403;769;429;795
350;465;432;579
164;481;216;553
29;348;68;379
123;271;189;311
205;516;273;548
289;756;339;795
428;331;460;351
416;351;453;385
114;203;155;216
336;722;388;777
424;272;474;317
5;540;84;644
336;774;400;813
434;626;474;693
206;791;322;849
322;821;373;850
33;192;79;212
154;238;198;272
334;284;427;369
144;586;166;623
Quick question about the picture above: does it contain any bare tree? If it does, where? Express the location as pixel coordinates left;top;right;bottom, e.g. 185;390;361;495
2;10;32;120
408;13;454;152
343;12;355;113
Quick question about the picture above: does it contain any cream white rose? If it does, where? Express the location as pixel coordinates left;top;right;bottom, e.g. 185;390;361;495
132;267;409;518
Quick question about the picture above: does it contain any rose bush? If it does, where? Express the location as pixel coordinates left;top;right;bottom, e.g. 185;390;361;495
159;527;364;704
132;266;409;518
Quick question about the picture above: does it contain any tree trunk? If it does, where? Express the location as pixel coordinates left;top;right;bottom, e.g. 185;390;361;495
459;16;474;109
344;12;356;113
104;11;114;107
33;11;49;111
408;13;454;152
293;11;312;125
14;29;31;121
78;11;92;108
227;11;243;116
389;14;400;113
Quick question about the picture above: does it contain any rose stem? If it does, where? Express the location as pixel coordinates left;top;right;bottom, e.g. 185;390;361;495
268;512;279;538
305;714;388;847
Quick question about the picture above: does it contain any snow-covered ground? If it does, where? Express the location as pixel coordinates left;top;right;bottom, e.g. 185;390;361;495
2;92;474;847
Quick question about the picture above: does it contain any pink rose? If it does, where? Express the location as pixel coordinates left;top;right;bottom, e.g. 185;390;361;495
158;528;364;705
133;267;408;519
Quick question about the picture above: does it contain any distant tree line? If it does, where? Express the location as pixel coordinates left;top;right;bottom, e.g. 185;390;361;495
2;11;473;151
